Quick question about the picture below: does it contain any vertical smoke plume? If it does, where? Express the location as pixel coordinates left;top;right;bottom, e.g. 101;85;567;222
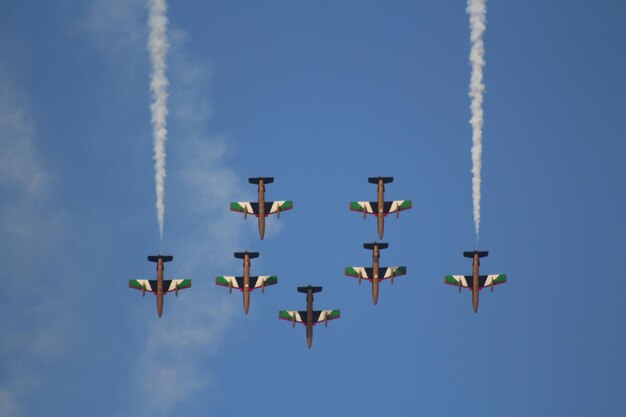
148;0;169;240
467;0;486;239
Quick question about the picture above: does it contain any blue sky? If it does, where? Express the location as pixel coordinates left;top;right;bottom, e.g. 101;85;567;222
1;1;625;416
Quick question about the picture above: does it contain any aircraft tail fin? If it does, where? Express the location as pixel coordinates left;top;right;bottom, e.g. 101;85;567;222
463;251;489;259
297;286;322;294
364;242;389;251
248;177;274;185
234;251;260;259
368;176;393;184
148;255;173;263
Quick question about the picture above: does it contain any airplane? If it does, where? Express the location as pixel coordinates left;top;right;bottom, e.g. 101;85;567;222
215;251;278;314
444;250;507;313
129;255;191;318
349;176;412;239
279;285;340;348
230;177;293;240
344;242;407;305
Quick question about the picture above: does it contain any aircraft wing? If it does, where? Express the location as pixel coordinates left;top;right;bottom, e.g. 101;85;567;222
345;266;406;281
349;201;375;215
385;200;412;214
350;201;412;216
444;275;506;289
265;201;293;215
312;310;340;324
216;276;278;290
278;310;340;324
480;274;507;287
231;201;293;217
129;279;191;293
216;276;243;289
230;202;255;215
129;279;154;292
250;275;278;289
444;275;470;288
163;279;191;293
279;310;305;324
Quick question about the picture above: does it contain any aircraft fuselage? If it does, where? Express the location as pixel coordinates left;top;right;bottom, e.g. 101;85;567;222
156;257;164;318
306;288;314;348
257;178;266;240
243;253;251;314
472;252;480;313
372;244;381;305
377;178;385;239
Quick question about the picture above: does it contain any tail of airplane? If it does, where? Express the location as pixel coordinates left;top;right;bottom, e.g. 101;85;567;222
148;255;173;263
463;251;488;258
364;242;389;251
234;251;260;259
298;286;322;294
249;177;274;185
368;176;393;184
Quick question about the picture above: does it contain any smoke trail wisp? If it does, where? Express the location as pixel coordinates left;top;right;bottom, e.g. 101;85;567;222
467;0;486;239
148;0;169;240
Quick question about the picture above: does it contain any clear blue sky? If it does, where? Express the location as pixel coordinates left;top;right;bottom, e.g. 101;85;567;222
1;1;625;416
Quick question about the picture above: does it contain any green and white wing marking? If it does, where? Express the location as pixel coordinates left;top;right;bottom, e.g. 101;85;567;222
252;275;278;288
268;201;293;215
128;279;191;294
344;266;370;279
279;310;304;323
230;202;254;215
444;275;470;288
129;279;153;292
344;266;406;281
349;201;374;214
482;274;507;287
216;276;240;289
164;279;191;293
314;309;340;324
444;274;507;289
388;200;412;213
382;266;407;279
349;201;411;216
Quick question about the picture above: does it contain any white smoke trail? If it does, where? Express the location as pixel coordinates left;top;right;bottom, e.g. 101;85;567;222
467;0;486;239
147;0;169;240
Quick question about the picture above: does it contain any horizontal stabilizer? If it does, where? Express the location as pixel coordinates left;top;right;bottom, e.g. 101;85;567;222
297;286;322;294
364;242;388;250
248;177;274;184
368;176;393;184
148;255;173;263
234;251;259;259
463;251;489;258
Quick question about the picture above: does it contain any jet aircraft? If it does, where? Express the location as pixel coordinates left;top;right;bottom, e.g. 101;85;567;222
231;177;293;240
129;255;191;318
350;176;412;239
215;251;278;314
344;242;407;305
444;250;507;313
279;286;340;348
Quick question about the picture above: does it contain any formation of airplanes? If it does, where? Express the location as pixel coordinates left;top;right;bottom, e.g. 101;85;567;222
129;176;508;345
